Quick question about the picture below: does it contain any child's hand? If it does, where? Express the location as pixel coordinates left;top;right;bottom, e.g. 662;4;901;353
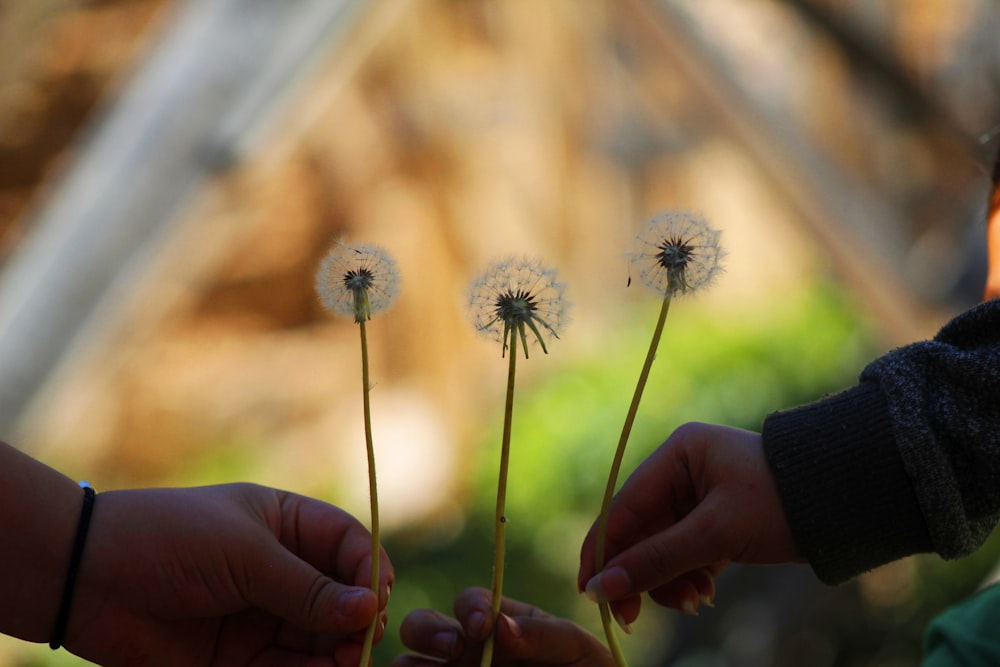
70;483;393;666
579;423;800;619
394;587;613;667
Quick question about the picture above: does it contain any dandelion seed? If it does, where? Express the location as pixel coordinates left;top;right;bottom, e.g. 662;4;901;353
316;242;400;323
468;257;568;358
628;211;724;297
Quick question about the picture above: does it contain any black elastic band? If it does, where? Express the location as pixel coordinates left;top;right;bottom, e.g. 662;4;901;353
50;483;96;650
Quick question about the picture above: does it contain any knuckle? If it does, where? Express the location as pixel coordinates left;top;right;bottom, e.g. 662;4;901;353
633;539;677;590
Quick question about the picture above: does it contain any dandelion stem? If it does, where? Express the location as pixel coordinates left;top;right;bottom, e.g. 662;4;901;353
595;295;672;667
599;603;626;667
480;323;520;667
358;318;380;667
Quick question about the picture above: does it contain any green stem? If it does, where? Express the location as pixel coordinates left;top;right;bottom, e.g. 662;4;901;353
599;603;627;667
595;295;672;667
358;319;380;667
480;325;519;667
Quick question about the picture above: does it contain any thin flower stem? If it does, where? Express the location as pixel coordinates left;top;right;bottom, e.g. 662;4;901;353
480;323;520;667
358;319;380;667
595;295;672;667
599;603;627;667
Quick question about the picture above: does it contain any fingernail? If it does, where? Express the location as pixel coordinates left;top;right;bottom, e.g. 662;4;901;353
468;610;487;638
584;566;631;603
337;588;371;617
613;610;633;635
699;594;715;609
500;614;522;639
430;630;458;658
681;599;699;617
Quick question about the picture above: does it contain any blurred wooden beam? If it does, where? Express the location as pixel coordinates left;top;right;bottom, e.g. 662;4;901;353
627;0;949;344
787;0;985;159
0;0;374;436
0;0;81;86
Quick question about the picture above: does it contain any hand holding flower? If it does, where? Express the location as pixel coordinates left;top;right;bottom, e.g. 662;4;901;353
394;587;612;667
580;423;799;614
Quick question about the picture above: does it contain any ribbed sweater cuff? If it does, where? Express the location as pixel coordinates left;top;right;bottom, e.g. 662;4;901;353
762;383;932;585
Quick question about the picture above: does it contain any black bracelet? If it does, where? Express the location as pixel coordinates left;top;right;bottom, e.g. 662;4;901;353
50;482;97;650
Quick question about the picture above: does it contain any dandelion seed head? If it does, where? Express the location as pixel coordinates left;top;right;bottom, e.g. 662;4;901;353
316;242;400;322
468;257;568;357
628;211;725;297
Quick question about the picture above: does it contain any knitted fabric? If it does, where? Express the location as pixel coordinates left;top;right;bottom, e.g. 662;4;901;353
763;300;1000;584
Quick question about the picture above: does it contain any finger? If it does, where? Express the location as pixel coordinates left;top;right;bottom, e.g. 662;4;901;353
499;594;553;620
578;523;604;594
269;609;385;656
583;500;729;603
579;430;700;590
654;565;720;610
237;490;386;633
495;613;611;665
453;587;552;642
399;608;464;660
391;656;447;667
211;607;366;665
648;577;701;616
580;505;672;595
243;644;359;667
690;564;725;605
249;541;380;634
274;492;395;607
452;588;493;642
608;595;641;634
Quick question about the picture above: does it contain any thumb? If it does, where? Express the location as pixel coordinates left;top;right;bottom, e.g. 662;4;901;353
246;542;378;633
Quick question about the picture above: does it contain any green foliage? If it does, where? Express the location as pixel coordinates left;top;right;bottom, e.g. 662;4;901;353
484;282;873;526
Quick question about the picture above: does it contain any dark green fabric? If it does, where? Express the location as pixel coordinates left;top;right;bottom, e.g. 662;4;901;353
923;583;1000;666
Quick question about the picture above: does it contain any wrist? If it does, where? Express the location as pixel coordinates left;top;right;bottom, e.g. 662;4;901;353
53;488;124;663
49;483;97;650
0;442;89;642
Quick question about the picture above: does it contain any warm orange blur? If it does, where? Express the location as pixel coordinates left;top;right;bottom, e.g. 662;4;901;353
986;181;1000;301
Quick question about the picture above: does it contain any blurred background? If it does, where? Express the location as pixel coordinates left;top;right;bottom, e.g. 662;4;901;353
2;0;1000;665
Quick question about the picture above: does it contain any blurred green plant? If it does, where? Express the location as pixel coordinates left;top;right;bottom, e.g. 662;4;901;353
379;281;903;666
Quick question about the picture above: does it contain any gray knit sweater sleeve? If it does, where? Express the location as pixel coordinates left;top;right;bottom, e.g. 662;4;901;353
762;300;1000;585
